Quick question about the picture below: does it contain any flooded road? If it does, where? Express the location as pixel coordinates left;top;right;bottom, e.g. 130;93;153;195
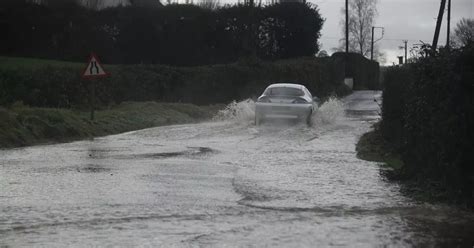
1;91;473;247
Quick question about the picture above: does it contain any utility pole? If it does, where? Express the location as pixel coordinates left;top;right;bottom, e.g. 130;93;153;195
370;27;384;61
404;40;408;63
345;0;349;53
433;0;447;50
344;0;353;90
371;27;374;60
447;0;451;48
398;40;408;64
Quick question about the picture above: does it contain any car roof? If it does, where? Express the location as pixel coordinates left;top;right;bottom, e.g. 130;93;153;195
266;83;305;89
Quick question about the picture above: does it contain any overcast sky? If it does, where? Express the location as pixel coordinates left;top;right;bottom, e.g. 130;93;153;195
106;0;474;65
312;0;474;65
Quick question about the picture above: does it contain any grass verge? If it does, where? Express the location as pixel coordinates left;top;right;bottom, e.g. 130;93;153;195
0;56;85;70
356;122;470;207
0;102;221;149
356;122;403;170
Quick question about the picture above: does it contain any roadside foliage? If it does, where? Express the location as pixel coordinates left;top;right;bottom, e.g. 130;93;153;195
382;43;474;204
0;54;379;108
0;0;323;65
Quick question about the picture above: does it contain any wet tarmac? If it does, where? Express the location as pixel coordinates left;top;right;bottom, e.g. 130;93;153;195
1;91;473;247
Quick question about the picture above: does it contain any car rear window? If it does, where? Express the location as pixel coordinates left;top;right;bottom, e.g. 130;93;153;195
265;87;304;97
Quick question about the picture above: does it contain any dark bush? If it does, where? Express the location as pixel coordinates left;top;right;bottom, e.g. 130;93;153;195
381;43;474;204
0;2;324;66
381;65;412;149
0;54;379;107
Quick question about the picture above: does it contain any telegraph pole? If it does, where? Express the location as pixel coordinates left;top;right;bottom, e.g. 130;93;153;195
370;27;384;61
344;0;353;90
371;27;374;60
433;0;447;50
447;0;451;48
345;0;349;53
398;40;408;64
404;40;408;64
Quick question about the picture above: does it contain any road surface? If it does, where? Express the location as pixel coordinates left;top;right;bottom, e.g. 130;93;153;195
1;91;473;247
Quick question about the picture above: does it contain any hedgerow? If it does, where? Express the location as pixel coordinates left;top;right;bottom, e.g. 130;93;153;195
382;43;474;204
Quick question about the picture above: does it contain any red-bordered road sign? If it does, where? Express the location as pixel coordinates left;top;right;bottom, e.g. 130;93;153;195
82;53;109;79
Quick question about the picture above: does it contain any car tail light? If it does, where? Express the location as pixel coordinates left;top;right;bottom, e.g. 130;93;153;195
258;96;271;103
292;98;308;104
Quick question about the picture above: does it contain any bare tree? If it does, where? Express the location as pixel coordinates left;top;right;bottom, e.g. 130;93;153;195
197;0;220;9
454;18;474;47
339;0;378;57
81;0;100;9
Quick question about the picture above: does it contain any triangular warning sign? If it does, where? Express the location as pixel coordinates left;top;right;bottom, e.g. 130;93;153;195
82;53;109;78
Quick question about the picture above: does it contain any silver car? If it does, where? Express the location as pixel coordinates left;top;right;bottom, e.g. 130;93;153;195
255;83;319;126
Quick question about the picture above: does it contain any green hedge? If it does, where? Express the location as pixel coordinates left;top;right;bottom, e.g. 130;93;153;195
381;44;474;204
332;52;380;90
0;1;324;65
0;55;379;108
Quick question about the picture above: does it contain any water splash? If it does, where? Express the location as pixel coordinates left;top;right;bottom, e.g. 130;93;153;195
212;97;345;127
213;99;256;123
312;97;345;126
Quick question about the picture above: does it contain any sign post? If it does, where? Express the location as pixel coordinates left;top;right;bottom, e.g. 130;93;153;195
90;81;96;121
82;53;109;121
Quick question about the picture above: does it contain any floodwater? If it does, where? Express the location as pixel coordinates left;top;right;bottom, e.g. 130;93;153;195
1;91;473;247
